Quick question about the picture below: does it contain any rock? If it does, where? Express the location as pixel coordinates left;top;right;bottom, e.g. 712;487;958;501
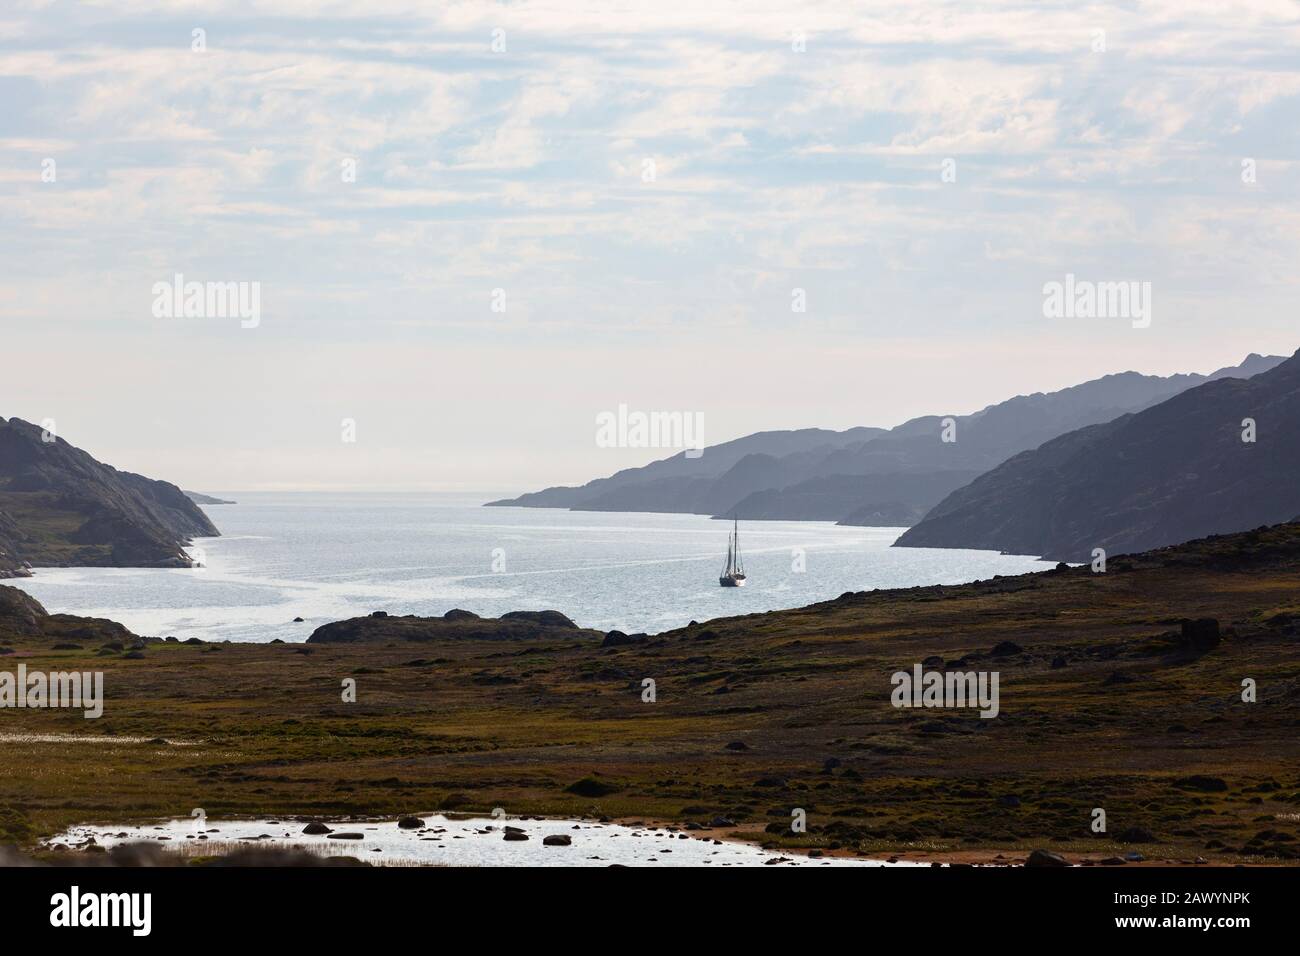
302;822;333;835
293;617;304;623
996;795;1021;808
710;817;736;828
922;655;944;667
542;834;571;846
503;830;529;842
370;610;388;618
397;816;425;829
1179;618;1220;652
601;630;645;648
1116;826;1156;844
564;776;619;797
1099;856;1126;865
1025;849;1069;867
327;832;365;840
725;741;749;751
1174;775;1228;792
990;641;1023;657
51;643;83;650
501;610;578;629
1050;655;1067;668
442;608;480;621
1103;671;1135;686
822;757;841;771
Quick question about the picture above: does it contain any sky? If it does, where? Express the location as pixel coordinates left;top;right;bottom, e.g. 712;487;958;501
2;0;1299;493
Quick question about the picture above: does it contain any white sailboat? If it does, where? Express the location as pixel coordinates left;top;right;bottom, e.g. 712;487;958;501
719;517;747;587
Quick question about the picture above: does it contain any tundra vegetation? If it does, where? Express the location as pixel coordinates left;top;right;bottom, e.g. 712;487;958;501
2;522;1299;865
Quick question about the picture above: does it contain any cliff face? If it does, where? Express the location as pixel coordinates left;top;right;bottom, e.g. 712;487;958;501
0;417;219;578
895;350;1300;562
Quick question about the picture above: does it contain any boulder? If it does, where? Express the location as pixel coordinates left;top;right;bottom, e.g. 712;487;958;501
602;630;645;648
302;822;333;835
542;834;571;846
1174;775;1228;792
501;610;577;629
1179;618;1221;653
397;816;425;829
1116;826;1157;844
564;776;619;797
1025;849;1069;867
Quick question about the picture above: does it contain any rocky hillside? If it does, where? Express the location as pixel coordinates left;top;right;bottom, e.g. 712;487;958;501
0;417;219;578
896;349;1300;561
307;608;602;644
0;583;138;645
488;354;1283;526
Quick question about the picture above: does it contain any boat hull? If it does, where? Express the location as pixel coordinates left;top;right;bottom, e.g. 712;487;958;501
719;575;746;588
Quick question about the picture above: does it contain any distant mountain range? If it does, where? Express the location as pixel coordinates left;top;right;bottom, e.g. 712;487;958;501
895;349;1300;562
184;491;236;505
488;353;1285;526
0;417;219;578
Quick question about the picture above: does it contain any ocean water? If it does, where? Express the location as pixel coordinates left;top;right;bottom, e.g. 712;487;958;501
9;493;1051;642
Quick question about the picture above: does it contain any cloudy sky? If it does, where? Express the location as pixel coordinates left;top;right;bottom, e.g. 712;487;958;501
2;0;1299;492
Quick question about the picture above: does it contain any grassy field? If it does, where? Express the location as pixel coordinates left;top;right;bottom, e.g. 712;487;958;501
3;523;1300;864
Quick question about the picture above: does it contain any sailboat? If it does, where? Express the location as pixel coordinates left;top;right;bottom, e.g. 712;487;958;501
719;517;747;587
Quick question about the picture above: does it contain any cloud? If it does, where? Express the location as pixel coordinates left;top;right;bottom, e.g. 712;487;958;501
2;1;1299;485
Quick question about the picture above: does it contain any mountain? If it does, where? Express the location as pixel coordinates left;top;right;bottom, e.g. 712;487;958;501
895;349;1300;561
0;417;219;578
184;491;236;505
488;353;1285;525
490;427;887;512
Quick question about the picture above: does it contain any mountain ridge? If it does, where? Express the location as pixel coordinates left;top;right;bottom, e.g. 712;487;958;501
895;349;1300;561
487;353;1285;526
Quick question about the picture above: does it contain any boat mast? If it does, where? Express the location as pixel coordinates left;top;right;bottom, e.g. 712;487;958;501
733;516;743;574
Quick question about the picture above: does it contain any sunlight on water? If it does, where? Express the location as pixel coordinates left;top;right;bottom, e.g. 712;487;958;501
10;492;1051;642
